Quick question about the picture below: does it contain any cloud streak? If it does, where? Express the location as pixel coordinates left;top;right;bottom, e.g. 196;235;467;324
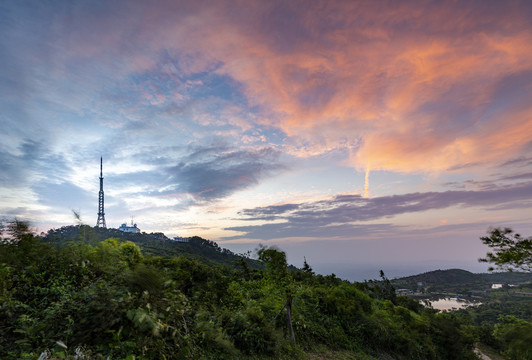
227;180;532;240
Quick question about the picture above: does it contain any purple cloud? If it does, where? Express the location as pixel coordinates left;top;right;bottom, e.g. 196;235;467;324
227;181;532;239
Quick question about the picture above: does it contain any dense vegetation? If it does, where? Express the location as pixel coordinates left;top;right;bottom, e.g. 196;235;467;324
391;268;530;295
0;222;484;359
470;226;532;359
461;284;532;360
392;225;532;360
391;268;532;359
44;225;262;268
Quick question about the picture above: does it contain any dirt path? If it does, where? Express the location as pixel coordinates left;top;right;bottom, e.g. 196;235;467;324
475;347;494;360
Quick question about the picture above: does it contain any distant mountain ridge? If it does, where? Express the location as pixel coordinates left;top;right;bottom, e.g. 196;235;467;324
41;227;532;287
391;268;530;292
395;269;477;284
43;225;262;268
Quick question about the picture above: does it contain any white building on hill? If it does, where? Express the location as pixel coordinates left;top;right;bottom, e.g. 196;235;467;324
173;236;190;243
118;221;141;233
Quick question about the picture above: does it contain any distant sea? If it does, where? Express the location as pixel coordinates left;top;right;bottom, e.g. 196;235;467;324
312;261;491;282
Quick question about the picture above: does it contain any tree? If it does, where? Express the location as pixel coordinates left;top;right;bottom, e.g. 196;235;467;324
2;218;32;243
302;256;314;275
493;315;532;360
256;245;295;342
479;227;532;272
378;270;397;303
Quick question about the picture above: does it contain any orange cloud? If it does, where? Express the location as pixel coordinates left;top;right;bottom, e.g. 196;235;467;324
75;1;532;174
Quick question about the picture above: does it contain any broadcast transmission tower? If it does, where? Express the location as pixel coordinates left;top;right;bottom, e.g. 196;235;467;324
96;157;107;228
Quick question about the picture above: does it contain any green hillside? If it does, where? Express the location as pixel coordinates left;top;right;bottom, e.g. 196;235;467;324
392;268;530;293
0;222;489;360
44;225;261;268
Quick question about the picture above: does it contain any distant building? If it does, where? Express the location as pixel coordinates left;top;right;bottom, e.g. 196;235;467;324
118;221;141;233
397;289;414;295
173;236;190;243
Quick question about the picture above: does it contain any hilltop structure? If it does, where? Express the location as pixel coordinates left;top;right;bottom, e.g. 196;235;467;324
173;236;190;243
96;157;106;228
95;157;142;233
118;220;141;233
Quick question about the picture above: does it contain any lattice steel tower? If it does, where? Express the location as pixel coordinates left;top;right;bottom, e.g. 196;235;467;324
96;157;106;228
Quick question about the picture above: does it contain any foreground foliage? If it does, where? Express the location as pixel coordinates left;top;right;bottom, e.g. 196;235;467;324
473;226;532;359
480;227;532;273
1;223;481;359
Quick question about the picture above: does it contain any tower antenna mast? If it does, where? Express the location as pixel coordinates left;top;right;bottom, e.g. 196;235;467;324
96;157;107;228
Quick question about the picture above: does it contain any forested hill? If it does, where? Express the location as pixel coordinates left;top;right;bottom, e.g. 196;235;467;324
391;268;530;292
43;225;261;268
2;222;487;359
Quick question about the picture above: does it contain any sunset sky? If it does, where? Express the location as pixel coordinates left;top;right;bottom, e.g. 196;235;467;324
2;0;532;279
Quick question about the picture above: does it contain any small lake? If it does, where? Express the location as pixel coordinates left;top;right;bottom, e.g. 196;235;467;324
427;297;482;311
